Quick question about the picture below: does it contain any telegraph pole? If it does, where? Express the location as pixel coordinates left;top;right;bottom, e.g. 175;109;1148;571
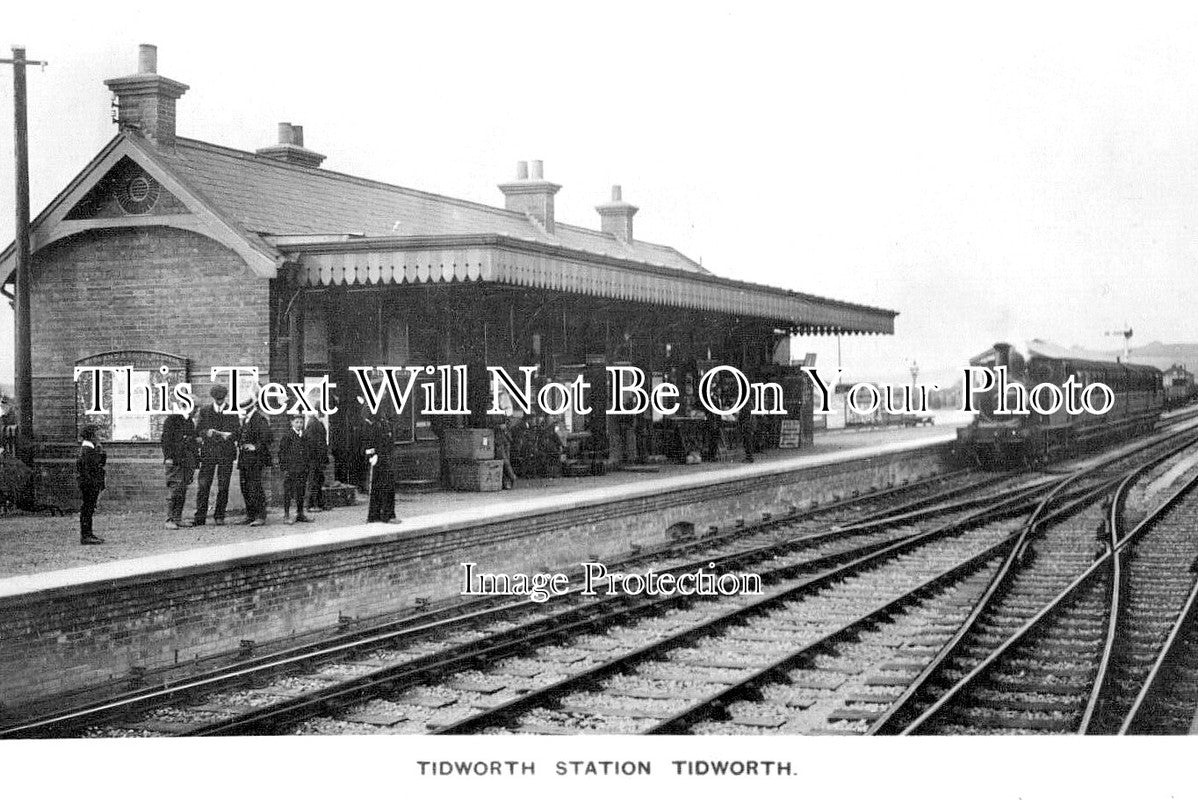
1;46;46;449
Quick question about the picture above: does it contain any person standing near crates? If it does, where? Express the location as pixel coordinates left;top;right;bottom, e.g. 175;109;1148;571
494;417;517;490
490;386;516;490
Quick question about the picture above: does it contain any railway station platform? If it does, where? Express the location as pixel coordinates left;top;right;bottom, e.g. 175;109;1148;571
0;422;958;711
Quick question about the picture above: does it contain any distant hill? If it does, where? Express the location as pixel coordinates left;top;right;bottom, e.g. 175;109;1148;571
1111;341;1198;372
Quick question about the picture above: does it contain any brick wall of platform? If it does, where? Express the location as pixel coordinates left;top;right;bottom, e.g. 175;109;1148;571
0;444;951;708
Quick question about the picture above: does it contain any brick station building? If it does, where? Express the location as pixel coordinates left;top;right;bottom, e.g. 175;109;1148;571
1;46;896;508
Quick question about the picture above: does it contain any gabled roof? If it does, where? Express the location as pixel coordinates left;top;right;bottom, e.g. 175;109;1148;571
0;134;280;279
156;137;709;275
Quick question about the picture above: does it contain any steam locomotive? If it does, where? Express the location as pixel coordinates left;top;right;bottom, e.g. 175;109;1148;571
957;340;1164;468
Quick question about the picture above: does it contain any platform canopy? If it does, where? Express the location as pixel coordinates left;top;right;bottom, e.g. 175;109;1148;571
283;236;894;335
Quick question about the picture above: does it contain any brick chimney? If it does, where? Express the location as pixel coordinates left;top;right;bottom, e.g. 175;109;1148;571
104;44;189;148
595;185;638;243
498;160;561;234
256;122;327;169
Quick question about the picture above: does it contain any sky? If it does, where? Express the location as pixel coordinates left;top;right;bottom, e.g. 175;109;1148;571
1;2;1197;389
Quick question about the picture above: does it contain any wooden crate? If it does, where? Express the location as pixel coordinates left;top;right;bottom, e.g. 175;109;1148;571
563;461;592;478
442;428;495;461
447;459;503;492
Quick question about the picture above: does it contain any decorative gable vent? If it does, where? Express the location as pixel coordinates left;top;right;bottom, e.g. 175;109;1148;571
64;157;184;221
116;173;161;215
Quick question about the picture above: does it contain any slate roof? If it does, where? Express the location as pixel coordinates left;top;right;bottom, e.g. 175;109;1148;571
157;138;709;275
2;131;897;333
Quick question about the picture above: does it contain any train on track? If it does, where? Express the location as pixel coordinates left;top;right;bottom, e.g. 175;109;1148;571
1163;364;1197;409
957;340;1164;469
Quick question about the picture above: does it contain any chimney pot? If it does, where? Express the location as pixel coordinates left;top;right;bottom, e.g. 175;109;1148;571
257;122;326;168
105;44;188;148
596;184;638;244
138;44;158;74
498;160;561;234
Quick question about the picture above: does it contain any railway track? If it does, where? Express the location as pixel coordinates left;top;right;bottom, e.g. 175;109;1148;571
9;420;1198;738
291;430;1198;735
0;466;1018;738
418;431;1198;736
118;488;1043;736
1088;466;1198;734
428;526;1017;735
1119;580;1198;734
869;433;1198;734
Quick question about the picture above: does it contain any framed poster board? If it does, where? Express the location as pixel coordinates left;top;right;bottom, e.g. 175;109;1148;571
778;419;803;448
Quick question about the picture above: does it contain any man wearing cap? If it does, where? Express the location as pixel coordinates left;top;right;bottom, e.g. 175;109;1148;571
238;393;273;526
193;384;240;526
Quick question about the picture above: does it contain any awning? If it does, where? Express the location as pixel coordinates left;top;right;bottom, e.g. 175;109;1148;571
289;235;896;335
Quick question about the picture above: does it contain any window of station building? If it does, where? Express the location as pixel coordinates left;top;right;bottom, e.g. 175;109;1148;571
387;373;441;444
415;379;439;441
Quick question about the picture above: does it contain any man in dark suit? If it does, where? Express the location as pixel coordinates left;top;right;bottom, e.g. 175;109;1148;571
238;394;273;526
362;404;397;523
302;411;328;513
162;410;199;529
76;425;106;545
494;417;517;489
193;384;239;526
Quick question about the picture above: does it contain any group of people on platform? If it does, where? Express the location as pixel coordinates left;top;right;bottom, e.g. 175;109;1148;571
75;378;767;544
74;384;331;545
161;384;329;532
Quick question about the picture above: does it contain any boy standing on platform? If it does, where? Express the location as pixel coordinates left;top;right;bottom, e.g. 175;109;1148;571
278;415;314;524
76;425;106;545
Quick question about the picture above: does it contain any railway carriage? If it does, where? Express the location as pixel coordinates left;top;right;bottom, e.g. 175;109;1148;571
958;340;1164;468
1163;364;1197;409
